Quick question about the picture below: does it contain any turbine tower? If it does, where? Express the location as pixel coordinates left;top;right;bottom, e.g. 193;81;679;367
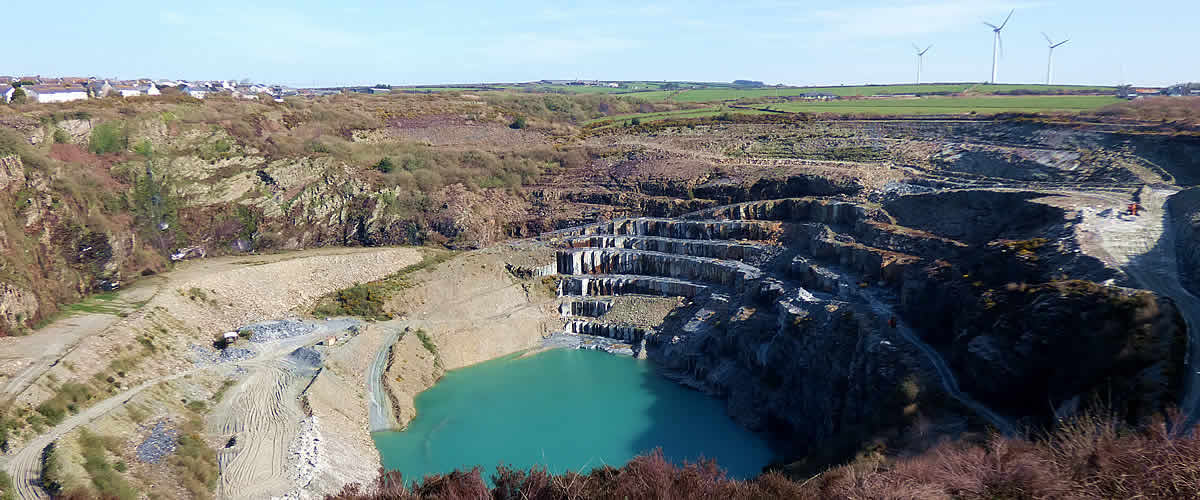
913;44;932;85
1042;32;1069;85
983;9;1014;84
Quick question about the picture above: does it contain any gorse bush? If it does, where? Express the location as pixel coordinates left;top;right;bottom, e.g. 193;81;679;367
313;283;390;320
88;121;128;154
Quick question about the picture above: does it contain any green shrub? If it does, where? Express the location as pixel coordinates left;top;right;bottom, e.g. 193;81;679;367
312;283;390;320
88;122;128;154
133;140;153;158
509;116;527;129
79;429;137;500
52;129;70;144
171;417;218;499
374;157;395;173
0;469;14;500
36;383;95;425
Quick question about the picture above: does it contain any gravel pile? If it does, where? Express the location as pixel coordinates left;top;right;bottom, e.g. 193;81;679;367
136;421;179;464
288;347;322;369
244;319;316;343
220;347;256;363
189;344;221;366
191;344;257;366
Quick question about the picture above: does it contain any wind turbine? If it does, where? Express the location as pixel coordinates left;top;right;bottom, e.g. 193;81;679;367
983;9;1014;84
913;44;932;85
1042;32;1069;85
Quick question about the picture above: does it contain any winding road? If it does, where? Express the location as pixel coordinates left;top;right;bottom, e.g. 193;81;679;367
366;325;405;432
1106;187;1200;426
860;291;1018;435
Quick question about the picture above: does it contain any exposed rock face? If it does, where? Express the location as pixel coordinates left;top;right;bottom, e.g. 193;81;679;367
546;194;1187;464
1169;188;1200;295
0;155;137;332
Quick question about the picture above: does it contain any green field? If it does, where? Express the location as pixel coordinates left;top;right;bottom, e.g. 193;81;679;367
585;107;777;128
659;84;1116;103
768;95;1122;115
397;87;493;92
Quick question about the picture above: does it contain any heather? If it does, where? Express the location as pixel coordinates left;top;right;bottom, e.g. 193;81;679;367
331;414;1200;499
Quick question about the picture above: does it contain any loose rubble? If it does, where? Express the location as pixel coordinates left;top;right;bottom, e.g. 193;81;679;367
244;319;317;343
135;421;179;464
277;416;322;500
190;343;257;366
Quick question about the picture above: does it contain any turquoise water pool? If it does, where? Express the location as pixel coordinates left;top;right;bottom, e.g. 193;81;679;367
373;348;774;484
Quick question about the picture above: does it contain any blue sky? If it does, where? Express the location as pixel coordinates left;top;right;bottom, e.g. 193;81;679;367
6;1;1197;87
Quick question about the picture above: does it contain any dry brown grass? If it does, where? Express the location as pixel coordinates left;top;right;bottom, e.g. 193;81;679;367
1095;97;1200;127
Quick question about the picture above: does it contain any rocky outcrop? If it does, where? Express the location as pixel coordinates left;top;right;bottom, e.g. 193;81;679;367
559;299;612;318
558;275;708;298
557;249;762;288
561;235;770;262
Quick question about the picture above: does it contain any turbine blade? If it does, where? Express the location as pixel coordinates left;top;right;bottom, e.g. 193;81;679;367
984;21;999;29
912;42;921;51
924;44;933;54
1054;39;1070;48
998;33;1005;59
998;9;1014;30
1042;32;1052;44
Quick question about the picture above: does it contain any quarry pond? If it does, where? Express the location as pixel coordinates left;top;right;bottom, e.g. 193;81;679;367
373;348;775;482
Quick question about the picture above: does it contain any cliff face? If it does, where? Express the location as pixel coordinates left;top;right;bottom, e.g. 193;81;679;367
0;154;142;334
545;194;1189;465
1169;188;1200;295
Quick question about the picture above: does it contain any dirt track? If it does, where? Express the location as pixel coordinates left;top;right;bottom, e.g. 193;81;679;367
210;323;351;500
0;247;421;499
1096;187;1200;424
1;367;202;500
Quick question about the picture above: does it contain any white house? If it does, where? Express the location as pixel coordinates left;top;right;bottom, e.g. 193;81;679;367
142;82;160;96
180;84;212;99
88;80;113;97
112;84;142;97
24;85;89;103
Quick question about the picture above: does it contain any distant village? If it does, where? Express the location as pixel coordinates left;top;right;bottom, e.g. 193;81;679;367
0;75;367;104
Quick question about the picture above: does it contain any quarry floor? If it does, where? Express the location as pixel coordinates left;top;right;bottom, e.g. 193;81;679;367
2;188;1199;499
0;247;424;500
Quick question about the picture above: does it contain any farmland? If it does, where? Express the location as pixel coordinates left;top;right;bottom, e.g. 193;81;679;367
643;83;1116;102
582;94;1123;128
765;95;1123;115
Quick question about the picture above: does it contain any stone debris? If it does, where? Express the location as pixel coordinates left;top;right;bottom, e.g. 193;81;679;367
135;421;179;464
190;343;257;366
288;347;322;369
221;347;257;363
244;319;317;343
277;416;322;500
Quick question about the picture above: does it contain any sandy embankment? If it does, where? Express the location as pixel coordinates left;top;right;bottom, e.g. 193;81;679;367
379;247;562;428
292;246;560;496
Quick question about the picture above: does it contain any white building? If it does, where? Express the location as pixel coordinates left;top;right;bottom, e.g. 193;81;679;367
24;85;89;103
1;86;13;103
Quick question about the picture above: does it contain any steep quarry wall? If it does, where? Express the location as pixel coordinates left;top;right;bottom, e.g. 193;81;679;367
545;195;1189;464
1169;188;1200;295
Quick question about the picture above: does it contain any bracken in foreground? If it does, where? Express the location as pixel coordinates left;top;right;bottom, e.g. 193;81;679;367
328;413;1200;499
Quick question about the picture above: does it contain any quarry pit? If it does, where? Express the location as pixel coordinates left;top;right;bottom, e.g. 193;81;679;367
0;109;1197;499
